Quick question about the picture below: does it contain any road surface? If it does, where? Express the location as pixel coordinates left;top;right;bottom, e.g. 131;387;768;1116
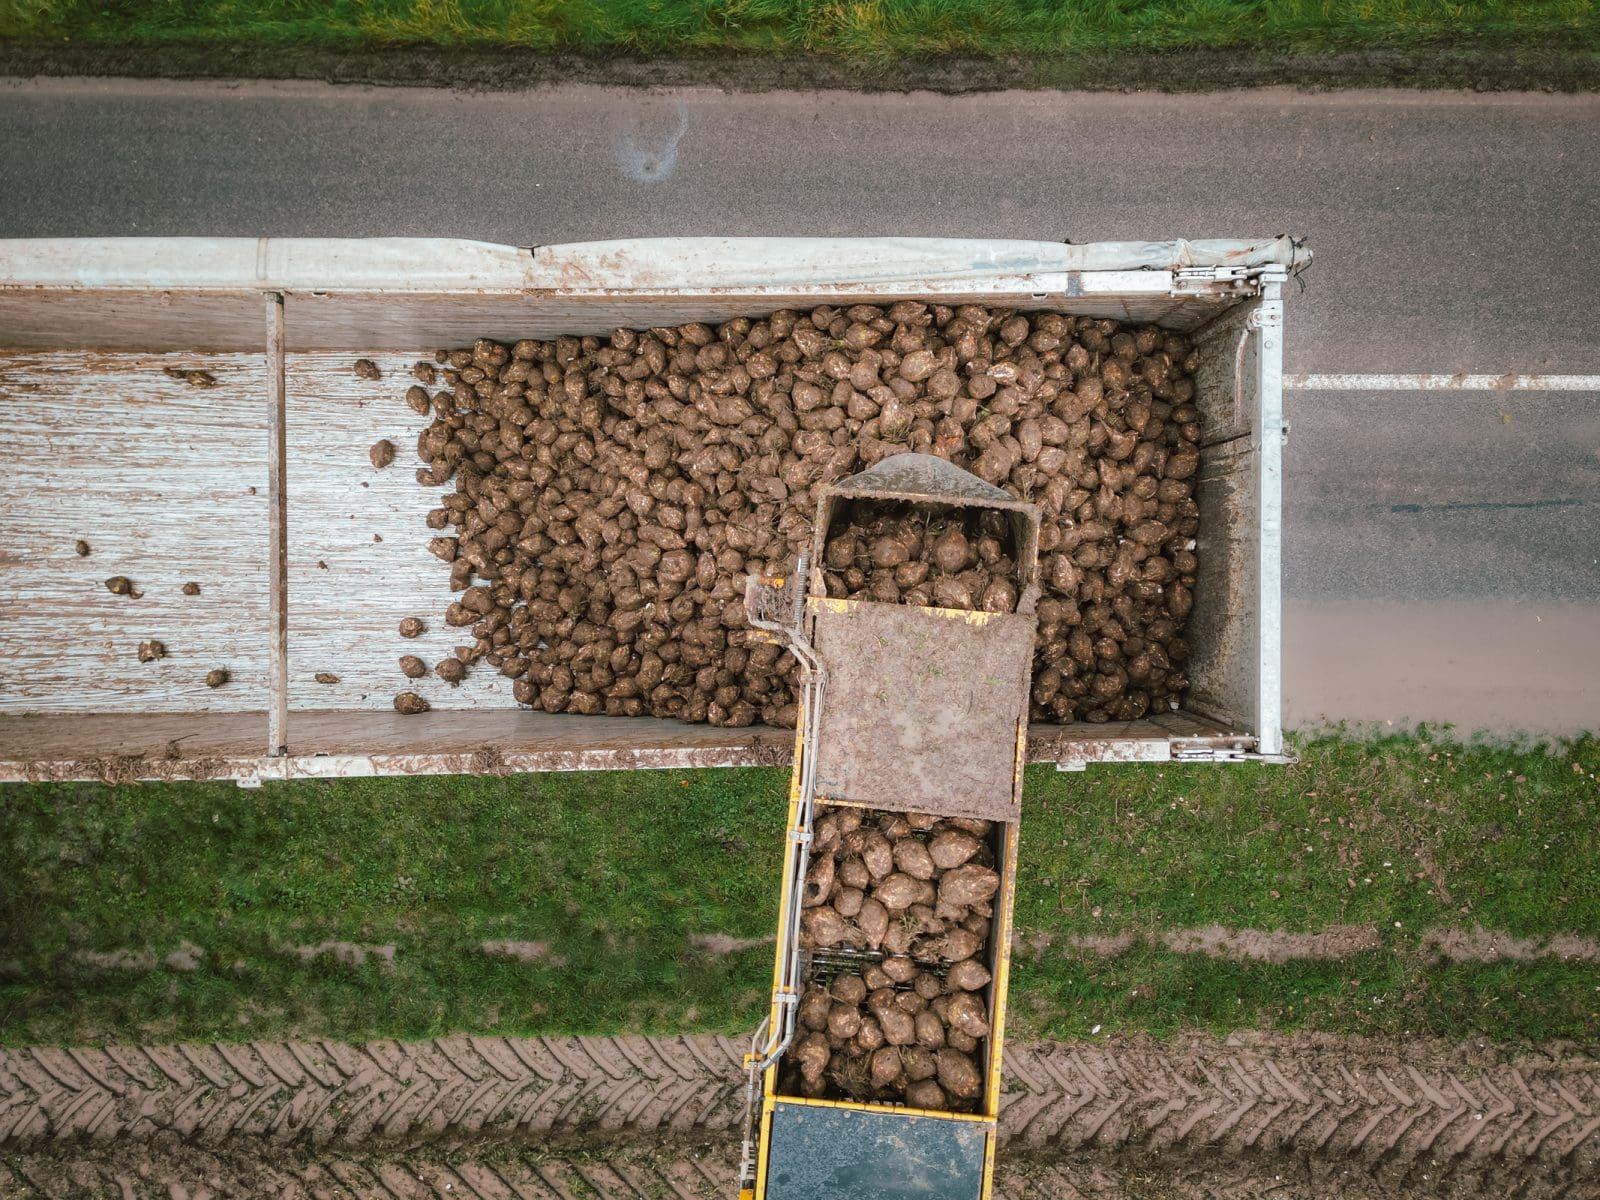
2;79;1596;736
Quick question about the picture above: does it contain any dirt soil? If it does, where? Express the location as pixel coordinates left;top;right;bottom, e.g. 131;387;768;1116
478;939;561;964
1023;924;1600;966
2;41;1597;94
285;940;397;970
4;1031;1598;1197
14;1135;1600;1199
1158;922;1382;963
689;932;774;956
1419;925;1600;964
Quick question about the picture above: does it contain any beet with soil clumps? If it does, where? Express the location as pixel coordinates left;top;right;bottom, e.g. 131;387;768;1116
392;306;1202;727
820;499;1022;614
778;805;1000;1112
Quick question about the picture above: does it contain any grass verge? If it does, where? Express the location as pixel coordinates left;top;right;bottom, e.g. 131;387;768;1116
1;3;1597;92
1;732;1596;1047
2;0;1593;58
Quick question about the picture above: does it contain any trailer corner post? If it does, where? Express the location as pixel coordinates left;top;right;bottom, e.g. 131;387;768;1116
1253;272;1285;759
266;291;289;758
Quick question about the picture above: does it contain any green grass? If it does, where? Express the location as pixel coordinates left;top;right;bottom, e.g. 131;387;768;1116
1016;732;1600;938
2;0;1595;59
1;733;1596;1048
1014;950;1600;1042
0;767;787;1044
1009;731;1600;1041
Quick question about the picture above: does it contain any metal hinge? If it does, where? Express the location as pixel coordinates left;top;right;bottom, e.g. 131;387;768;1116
1246;304;1283;330
1172;746;1297;765
1171;266;1264;296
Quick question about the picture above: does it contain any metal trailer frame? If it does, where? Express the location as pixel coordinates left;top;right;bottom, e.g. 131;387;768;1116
740;756;1020;1200
0;236;1297;781
738;455;1037;1200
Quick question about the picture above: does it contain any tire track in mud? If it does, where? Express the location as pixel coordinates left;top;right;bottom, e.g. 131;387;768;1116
0;1035;751;1146
5;1136;1599;1199
3;1032;1598;1196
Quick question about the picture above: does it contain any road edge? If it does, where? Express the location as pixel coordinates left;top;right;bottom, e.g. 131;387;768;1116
2;39;1599;94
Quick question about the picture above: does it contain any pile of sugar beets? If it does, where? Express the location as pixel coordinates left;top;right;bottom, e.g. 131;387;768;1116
783;806;999;1111
400;303;1203;725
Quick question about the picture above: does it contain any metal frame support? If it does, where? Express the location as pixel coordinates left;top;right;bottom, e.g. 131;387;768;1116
265;292;289;758
1171;264;1277;296
1250;273;1286;758
738;558;828;1196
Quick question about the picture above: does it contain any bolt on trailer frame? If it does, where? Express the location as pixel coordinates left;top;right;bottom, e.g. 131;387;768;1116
739;455;1040;1200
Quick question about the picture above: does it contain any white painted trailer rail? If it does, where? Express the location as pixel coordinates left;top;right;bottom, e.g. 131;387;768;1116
1287;374;1599;391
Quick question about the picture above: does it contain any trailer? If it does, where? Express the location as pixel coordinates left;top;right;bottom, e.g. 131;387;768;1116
0;236;1296;783
737;454;1038;1200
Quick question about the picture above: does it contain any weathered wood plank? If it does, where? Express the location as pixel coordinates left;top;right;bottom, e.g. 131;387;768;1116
0;713;264;760
287;709;792;757
0;291;267;352
0;711;1239;784
0;289;1226;354
282;351;512;715
0;352;270;713
279;292;1223;350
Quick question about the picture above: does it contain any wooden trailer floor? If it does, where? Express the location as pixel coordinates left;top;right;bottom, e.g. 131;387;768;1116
283;351;515;715
0;351;527;721
1;350;1248;781
0;352;271;714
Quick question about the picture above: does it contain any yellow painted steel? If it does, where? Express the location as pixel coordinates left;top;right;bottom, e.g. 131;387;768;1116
752;1095;777;1200
767;1093;996;1124
811;594;1002;627
980;1129;998;1198
982;820;1020;1117
1012;718;1026;800
748;654;1026;1200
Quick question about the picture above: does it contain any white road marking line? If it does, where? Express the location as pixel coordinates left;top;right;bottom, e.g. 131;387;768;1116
1285;373;1600;391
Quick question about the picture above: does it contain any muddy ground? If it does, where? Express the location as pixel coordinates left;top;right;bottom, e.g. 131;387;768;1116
2;41;1598;95
4;1030;1598;1198
14;1137;1599;1199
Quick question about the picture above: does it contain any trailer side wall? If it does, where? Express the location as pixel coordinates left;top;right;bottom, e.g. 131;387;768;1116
0;239;1286;780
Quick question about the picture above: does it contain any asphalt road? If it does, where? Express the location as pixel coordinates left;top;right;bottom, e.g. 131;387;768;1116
2;79;1596;735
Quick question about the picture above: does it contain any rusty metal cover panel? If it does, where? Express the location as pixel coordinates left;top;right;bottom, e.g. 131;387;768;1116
809;598;1031;821
824;453;1029;511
